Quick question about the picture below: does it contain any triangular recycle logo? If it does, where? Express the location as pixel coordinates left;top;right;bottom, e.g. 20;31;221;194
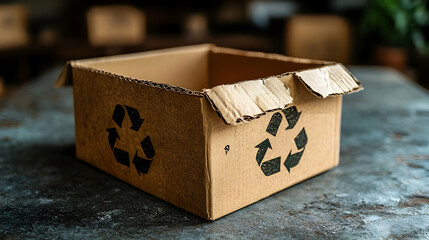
106;104;155;175
255;106;308;176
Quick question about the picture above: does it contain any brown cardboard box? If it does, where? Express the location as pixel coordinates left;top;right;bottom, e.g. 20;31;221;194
286;15;351;64
56;44;362;220
87;5;146;46
0;5;29;49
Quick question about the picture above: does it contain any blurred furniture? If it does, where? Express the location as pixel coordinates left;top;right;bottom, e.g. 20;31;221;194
286;15;351;63
87;5;146;47
0;4;29;49
374;46;408;73
0;76;4;98
1;66;429;238
184;13;208;40
0;5;30;84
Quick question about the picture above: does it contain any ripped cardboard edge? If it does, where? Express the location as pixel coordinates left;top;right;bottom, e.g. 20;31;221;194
55;45;362;126
294;64;363;98
203;77;293;125
54;61;204;97
203;63;362;125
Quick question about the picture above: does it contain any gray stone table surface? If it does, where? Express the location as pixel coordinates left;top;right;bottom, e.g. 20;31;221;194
0;66;428;239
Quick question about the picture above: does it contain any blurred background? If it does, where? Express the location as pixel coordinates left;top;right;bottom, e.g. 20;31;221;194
0;0;428;97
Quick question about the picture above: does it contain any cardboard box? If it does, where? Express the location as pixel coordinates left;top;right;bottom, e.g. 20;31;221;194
286;15;351;64
87;5;146;46
55;44;362;220
0;5;29;49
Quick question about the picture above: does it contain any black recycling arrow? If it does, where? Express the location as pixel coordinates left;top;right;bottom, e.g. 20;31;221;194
284;150;304;173
255;138;272;165
107;104;155;175
261;157;281;176
266;112;282;136
255;106;308;176
133;151;152;175
140;135;155;159
124;105;144;131
112;104;126;127
106;128;120;149
113;147;130;167
282;106;301;130
284;128;308;173
294;128;308;149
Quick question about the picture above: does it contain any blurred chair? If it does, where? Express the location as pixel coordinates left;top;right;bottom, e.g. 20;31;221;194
0;5;29;49
286;15;351;64
87;5;146;47
184;13;208;40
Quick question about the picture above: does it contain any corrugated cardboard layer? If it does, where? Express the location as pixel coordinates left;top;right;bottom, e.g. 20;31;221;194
203;64;361;125
204;77;293;125
295;64;362;98
55;44;211;93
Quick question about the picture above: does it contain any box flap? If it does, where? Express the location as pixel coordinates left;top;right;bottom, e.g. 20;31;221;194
204;77;293;125
54;62;73;87
204;63;362;125
295;63;362;98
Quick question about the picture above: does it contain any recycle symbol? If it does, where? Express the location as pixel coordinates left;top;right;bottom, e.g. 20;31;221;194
106;104;155;175
255;106;308;176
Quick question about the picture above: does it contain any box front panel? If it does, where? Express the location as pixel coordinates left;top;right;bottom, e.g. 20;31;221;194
72;69;209;218
207;79;342;219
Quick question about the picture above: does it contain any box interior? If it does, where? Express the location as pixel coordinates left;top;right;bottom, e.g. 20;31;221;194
80;46;326;92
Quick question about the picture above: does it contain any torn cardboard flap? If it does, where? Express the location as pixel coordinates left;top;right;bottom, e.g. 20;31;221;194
204;77;293;125
295;64;362;98
54;62;72;87
204;63;362;125
56;45;362;127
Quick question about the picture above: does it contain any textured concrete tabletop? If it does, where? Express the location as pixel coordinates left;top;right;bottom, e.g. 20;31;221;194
1;67;428;239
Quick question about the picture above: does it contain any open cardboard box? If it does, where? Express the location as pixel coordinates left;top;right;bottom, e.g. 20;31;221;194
56;44;362;220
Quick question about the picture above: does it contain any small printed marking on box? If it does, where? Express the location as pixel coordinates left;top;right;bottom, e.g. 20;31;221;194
224;145;230;155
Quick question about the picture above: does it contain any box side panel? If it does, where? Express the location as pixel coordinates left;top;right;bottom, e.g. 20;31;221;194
72;68;209;219
206;76;342;219
80;46;209;92
209;50;324;88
